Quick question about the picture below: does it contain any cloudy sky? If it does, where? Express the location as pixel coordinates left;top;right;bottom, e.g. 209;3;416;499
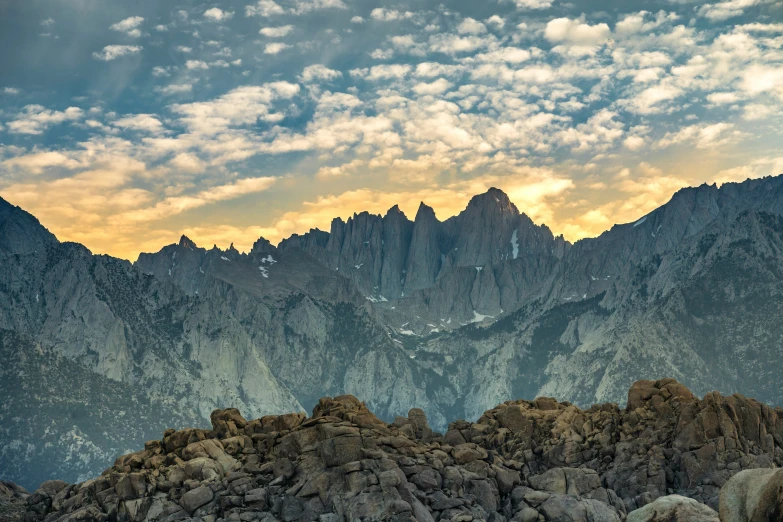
1;0;782;260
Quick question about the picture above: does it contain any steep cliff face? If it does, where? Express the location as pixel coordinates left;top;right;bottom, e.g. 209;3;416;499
275;187;568;328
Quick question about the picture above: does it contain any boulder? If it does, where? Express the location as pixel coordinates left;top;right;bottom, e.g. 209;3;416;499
179;486;214;514
408;408;433;440
210;408;248;439
182;439;237;473
719;468;783;522
627;495;719;522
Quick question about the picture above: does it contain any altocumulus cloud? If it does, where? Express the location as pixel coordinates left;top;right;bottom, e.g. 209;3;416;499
93;45;141;61
110;16;144;37
1;0;783;260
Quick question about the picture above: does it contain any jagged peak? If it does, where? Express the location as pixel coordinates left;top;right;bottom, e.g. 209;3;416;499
178;235;198;249
251;236;277;255
414;201;437;222
384;204;408;220
330;216;346;229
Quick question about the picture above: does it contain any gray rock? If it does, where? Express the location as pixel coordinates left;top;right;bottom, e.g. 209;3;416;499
179;486;213;514
628;495;719;522
719;468;783;522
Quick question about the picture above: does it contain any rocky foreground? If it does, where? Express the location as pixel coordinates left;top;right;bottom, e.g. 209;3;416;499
5;378;783;522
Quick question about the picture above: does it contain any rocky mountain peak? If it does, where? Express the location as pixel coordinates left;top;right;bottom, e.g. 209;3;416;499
384;204;407;220
178;235;198;249
251;236;277;256
0;197;58;256
466;187;518;216
414;201;437;223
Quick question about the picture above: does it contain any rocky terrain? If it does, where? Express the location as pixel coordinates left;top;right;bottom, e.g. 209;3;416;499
0;482;28;522
4;175;783;491
4;379;783;522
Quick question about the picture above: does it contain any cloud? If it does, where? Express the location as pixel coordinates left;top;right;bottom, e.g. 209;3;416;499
458;18;487;35
182;58;240;70
545;18;611;45
41;18;55;26
698;0;772;21
624;136;646;150
186;60;210;70
110;16;144;37
93;45;141;61
7;0;783;259
559;166;689;240
7;105;84;134
246;0;285;16
624;83;683;114
113;114;165;134
615;11;679;36
429;34;495;54
111;177;277;224
260;25;294;37
706;92;741;104
3;87;20;95
155;84;194;96
300;64;342;83
351;64;412;81
171;83;300;136
291;0;347;14
740;65;783;99
486;16;505;29
168;153;206;174
412;78;453;96
472;47;531;64
414;63;465;78
371;9;413;21
656;122;745;149
264;42;290;54
713;156;783;185
557;109;624;151
176;46;192;53
204;8;234;21
3;151;80;174
737;23;783;32
505;0;554;9
743;103;781;120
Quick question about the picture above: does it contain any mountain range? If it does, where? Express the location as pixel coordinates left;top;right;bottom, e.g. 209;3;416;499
2;174;783;491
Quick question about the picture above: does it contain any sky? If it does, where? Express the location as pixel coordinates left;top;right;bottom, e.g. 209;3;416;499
0;0;782;260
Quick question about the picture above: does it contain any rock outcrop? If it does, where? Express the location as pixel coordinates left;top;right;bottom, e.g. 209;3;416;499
0;481;28;522
18;379;783;522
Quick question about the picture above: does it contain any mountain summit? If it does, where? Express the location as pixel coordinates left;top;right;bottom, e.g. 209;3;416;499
3;176;783;490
